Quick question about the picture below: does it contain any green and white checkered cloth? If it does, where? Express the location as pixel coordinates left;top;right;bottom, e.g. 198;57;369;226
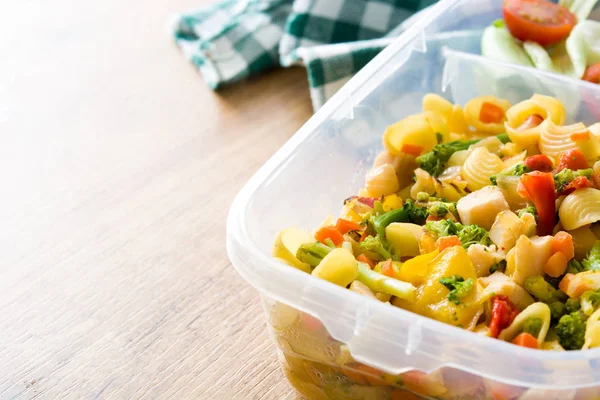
171;0;436;110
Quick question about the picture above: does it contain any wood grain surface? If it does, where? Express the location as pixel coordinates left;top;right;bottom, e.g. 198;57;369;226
0;0;311;398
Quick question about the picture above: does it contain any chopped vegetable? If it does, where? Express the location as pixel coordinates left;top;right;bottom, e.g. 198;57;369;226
435;235;461;251
489;295;520;338
518;205;537;221
311;248;359;287
583;62;600;83
360;235;395;261
356;253;376;268
582;240;600;271
416;134;510;177
517;171;556;236
556;149;589;172
554;168;593;193
524;154;553;172
551;231;575;260
396;250;439;286
512;332;539;349
315;226;344;247
296;242;333;267
335;218;362;235
480;102;505;124
524;275;568;303
503;0;576;47
522;317;543;337
581;289;600;315
556;312;587;350
425;219;493;249
357;262;416;302
490;164;530;185
369;199;429;237
481;24;534;67
544;251;569;278
439;275;474;305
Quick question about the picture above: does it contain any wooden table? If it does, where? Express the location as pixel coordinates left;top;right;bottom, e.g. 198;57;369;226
0;0;311;398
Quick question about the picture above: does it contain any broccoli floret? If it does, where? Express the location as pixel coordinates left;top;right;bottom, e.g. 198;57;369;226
457;224;492;248
582;241;600;271
566;298;582;314
518;205;537;221
416;134;510;176
549;301;566;320
556;312;587;350
360;235;399;261
524;276;568;303
296;242;332;267
554;168;593;192
522;317;543;337
567;259;585;274
440;275;474;305
489;259;507;274
425;220;492;249
428;201;457;219
490;163;530;185
369;199;428;237
581;289;600;316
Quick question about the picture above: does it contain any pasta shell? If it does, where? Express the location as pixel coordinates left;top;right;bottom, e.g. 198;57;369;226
539;120;584;159
558;188;600;230
498;302;551;346
464;96;511;134
461;147;505;191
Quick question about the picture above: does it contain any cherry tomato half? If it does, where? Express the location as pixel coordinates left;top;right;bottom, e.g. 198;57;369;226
503;0;576;47
583;63;600;84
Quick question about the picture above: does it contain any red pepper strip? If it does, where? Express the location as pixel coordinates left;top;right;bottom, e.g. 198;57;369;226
524;154;553;172
517;171;556;236
559;176;593;196
489;295;519;338
556;149;588;172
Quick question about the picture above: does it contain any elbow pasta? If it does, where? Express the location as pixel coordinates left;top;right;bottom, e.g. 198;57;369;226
274;92;600;361
498;302;551;346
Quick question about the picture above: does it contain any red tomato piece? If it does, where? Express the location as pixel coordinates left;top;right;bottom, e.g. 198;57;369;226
518;172;556;236
524;154;553;172
556;149;589;172
503;0;576;47
489;295;520;338
560;176;593;196
583;62;600;84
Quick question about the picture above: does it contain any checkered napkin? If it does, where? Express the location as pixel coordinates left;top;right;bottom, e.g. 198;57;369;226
171;0;435;110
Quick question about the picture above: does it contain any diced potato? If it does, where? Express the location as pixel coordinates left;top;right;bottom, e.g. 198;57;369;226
521;212;537;237
568;226;597;260
273;227;314;273
396;250;439;286
479;272;535;310
312;248;358;287
457;186;510;230
505;235;553;286
467;244;498;277
489;210;523;252
408;246;485;329
386;222;422;257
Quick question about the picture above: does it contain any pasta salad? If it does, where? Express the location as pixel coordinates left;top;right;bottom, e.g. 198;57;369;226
274;93;600;351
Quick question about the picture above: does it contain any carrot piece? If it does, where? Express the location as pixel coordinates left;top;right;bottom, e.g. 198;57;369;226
559;273;577;296
551;232;574;260
380;259;396;278
401;143;424;156
512;332;538;349
556;149;589;172
571;130;591;142
340;363;369;385
315;226;344;247
516;114;544;131
335;218;361;235
480;102;505;124
544;251;568;278
426;214;441;222
435;235;461;251
357;254;376;269
354;364;389;386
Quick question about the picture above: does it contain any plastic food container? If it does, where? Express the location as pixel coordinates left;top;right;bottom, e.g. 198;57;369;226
226;0;600;398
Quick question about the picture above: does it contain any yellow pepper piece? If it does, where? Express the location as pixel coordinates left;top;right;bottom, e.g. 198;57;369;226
381;194;403;212
396;250;439;286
